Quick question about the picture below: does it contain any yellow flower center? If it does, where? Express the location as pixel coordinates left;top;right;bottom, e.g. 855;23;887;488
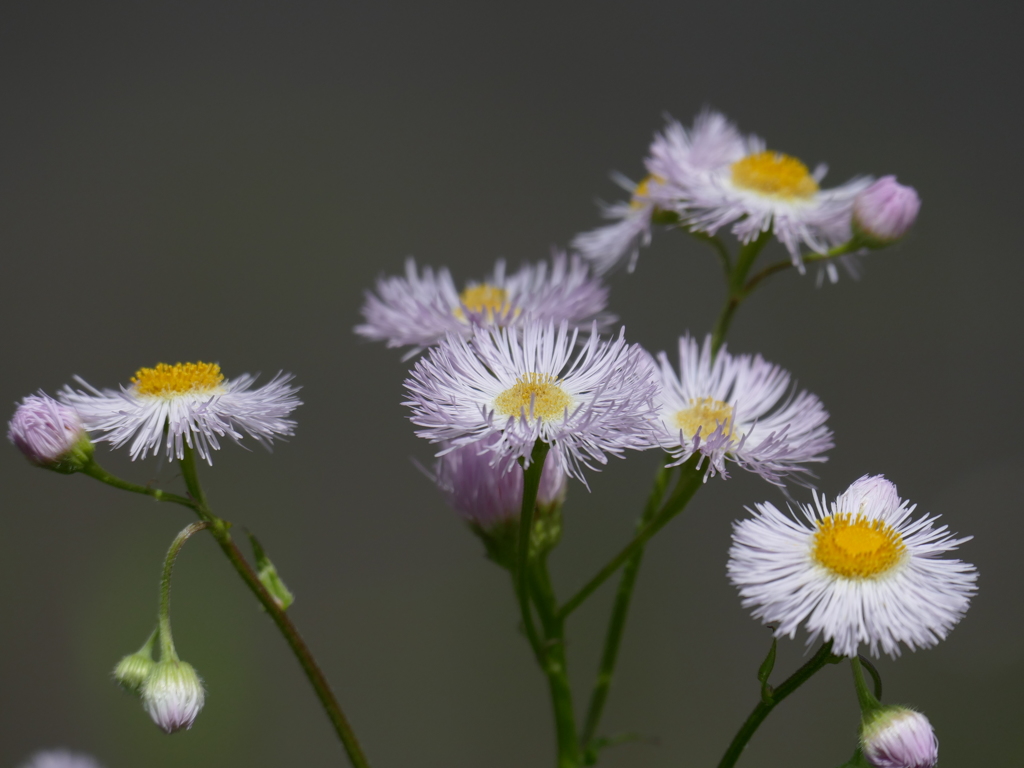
453;283;516;322
131;362;225;398
812;513;905;579
730;151;819;200
494;373;572;422
630;174;665;210
675;397;735;440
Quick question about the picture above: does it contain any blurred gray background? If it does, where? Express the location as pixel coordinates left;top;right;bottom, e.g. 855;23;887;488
1;1;1020;766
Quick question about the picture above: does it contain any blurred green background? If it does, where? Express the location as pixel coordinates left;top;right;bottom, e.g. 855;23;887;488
1;1;1021;766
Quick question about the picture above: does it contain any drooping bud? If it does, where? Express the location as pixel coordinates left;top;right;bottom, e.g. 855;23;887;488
852;176;921;247
18;751;104;768
8;393;93;473
141;660;206;734
114;651;157;696
434;436;569;567
860;706;938;768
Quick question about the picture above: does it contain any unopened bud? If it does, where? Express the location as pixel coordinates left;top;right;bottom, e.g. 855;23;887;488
861;706;938;768
141;660;206;734
852;176;921;247
114;651;156;696
8;394;93;473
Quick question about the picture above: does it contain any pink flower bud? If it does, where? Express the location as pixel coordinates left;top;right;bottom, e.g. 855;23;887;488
861;707;938;768
435;435;567;530
8;393;92;472
852;176;921;245
18;752;104;768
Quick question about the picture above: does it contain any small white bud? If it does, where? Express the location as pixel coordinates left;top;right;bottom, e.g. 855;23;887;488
861;706;938;768
141;660;206;734
852;176;921;246
8;393;93;473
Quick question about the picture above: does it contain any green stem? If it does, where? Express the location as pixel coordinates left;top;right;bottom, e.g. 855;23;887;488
178;446;372;768
710;230;771;356
688;230;733;277
742;240;859;297
516;442;552;664
850;657;882;714
158;521;210;660
580;457;675;753
716;642;838;768
530;557;582;768
558;455;703;621
81;459;193;508
856;655;883;701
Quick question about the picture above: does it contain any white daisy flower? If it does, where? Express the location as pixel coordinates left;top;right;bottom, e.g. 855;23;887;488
355;252;612;356
728;475;978;658
648;110;873;271
59;362;301;465
403;321;657;484
648;334;832;486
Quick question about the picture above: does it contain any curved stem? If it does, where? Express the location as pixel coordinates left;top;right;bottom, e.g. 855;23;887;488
559;456;702;621
688;230;733;277
81;459;193;508
158;521;209;660
850;657;882;714
178;446;371;768
741;240;860;298
580;457;674;752
716;642;837;768
856;655;883;702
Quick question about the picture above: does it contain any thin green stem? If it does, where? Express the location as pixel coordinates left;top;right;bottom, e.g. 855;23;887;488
742;240;859;297
178;446;372;768
81;459;193;508
516;442;552;665
688;230;733;277
559;456;703;621
710;230;771;356
158;521;210;660
850;657;882;714
530;557;582;768
580;457;675;754
857;655;883;701
716;642;838;768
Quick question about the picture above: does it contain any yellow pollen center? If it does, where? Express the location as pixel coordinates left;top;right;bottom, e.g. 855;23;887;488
494;373;572;422
130;362;225;398
813;513;905;579
453;284;516;321
675;397;735;440
730;151;819;199
630;174;665;209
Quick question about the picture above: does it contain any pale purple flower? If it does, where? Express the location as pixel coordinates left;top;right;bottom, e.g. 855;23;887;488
570;173;661;275
59;362;300;465
435;435;568;529
404;321;657;485
649;110;871;271
141;660;205;734
861;707;939;768
18;751;104;768
356;252;613;356
728;476;978;658
647;335;832;485
8;393;90;468
853;176;921;245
